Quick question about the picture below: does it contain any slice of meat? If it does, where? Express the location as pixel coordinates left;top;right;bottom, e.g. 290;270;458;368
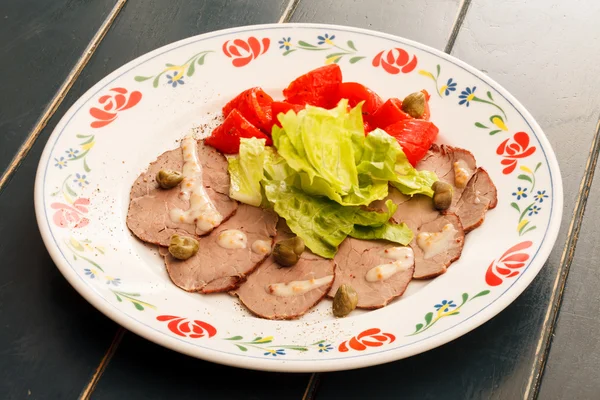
233;221;336;320
415;144;498;232
127;140;237;246
372;188;465;279
164;204;278;293
411;213;464;279
454;167;498;232
416;144;477;208
328;238;414;309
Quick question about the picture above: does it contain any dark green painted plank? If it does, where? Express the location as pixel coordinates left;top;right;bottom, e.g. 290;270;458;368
0;0;117;177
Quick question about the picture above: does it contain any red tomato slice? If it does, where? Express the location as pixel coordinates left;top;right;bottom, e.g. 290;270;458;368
271;101;305;127
334;82;383;126
283;64;342;108
372;98;412;129
384;119;439;166
205;109;272;154
222;87;274;133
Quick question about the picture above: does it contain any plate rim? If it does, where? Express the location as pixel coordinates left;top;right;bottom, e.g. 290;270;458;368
34;22;564;372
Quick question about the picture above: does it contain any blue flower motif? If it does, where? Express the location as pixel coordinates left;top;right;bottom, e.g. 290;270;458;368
106;277;121;286
166;74;185;88
73;173;89;187
318;343;333;353
444;78;457;96
54;157;67;169
528;205;541;216
264;349;286;357
512;187;528;200
84;268;96;279
535;190;548;203
66;148;79;159
458;86;477;106
434;300;456;311
317;33;335;45
279;37;292;50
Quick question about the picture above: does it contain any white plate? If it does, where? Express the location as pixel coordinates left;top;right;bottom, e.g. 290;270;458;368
34;23;562;372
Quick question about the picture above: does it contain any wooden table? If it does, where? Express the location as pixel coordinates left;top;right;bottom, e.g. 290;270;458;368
1;1;599;398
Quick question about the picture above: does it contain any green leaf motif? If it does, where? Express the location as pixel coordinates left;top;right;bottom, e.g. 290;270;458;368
436;64;441;77
518;174;533;183
471;290;491;300
65;183;77;197
415;323;424;332
511;202;520;212
282;49;296;56
325;52;347;59
197;53;208;65
474;122;488;129
298;40;317;48
134;76;152;82
522;226;537;235
115;294;122;302
187;61;195;77
461;293;469;305
312;340;326;345
347;40;357;51
281;346;309;351
447;312;460;316
535;162;542;172
489;130;501;135
235;344;248;352
83;158;91;172
253;337;262;342
487;91;494;101
134;302;144;311
152;75;161;88
349;56;365;64
424;312;433;326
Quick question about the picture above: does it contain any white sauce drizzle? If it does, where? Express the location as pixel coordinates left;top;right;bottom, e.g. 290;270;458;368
217;229;247;249
365;247;414;282
267;275;334;297
453;160;472;188
251;239;272;255
416;224;459;259
169;135;223;234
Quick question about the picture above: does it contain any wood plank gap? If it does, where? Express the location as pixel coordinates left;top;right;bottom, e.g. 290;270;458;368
302;372;321;400
444;0;472;54
78;327;127;400
278;0;301;23
525;114;600;400
0;0;128;194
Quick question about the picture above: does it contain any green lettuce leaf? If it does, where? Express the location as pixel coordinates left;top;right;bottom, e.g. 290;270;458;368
349;222;413;244
263;182;411;258
227;138;266;207
391;149;437;197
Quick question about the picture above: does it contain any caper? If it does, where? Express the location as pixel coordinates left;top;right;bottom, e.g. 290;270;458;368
401;91;426;118
332;284;358;318
156;169;184;189
432;181;453;210
168;234;199;260
273;236;305;267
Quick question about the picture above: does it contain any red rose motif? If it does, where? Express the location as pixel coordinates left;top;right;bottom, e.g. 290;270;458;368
372;48;418;74
51;198;90;229
485;241;533;286
338;328;395;352
157;315;217;339
89;87;142;128
222;37;270;67
496;132;536;174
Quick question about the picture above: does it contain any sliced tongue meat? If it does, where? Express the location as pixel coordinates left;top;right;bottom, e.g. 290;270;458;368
328;238;414;309
233;221;335;320
372;188;465;279
164;204;278;293
127;140;237;246
455;167;498;232
415;144;497;232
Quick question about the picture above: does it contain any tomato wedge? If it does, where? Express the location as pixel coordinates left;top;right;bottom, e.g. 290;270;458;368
205;109;272;154
384;119;439;166
283;64;342;108
335;82;383;126
372;98;412;129
271;101;305;127
222;87;274;133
